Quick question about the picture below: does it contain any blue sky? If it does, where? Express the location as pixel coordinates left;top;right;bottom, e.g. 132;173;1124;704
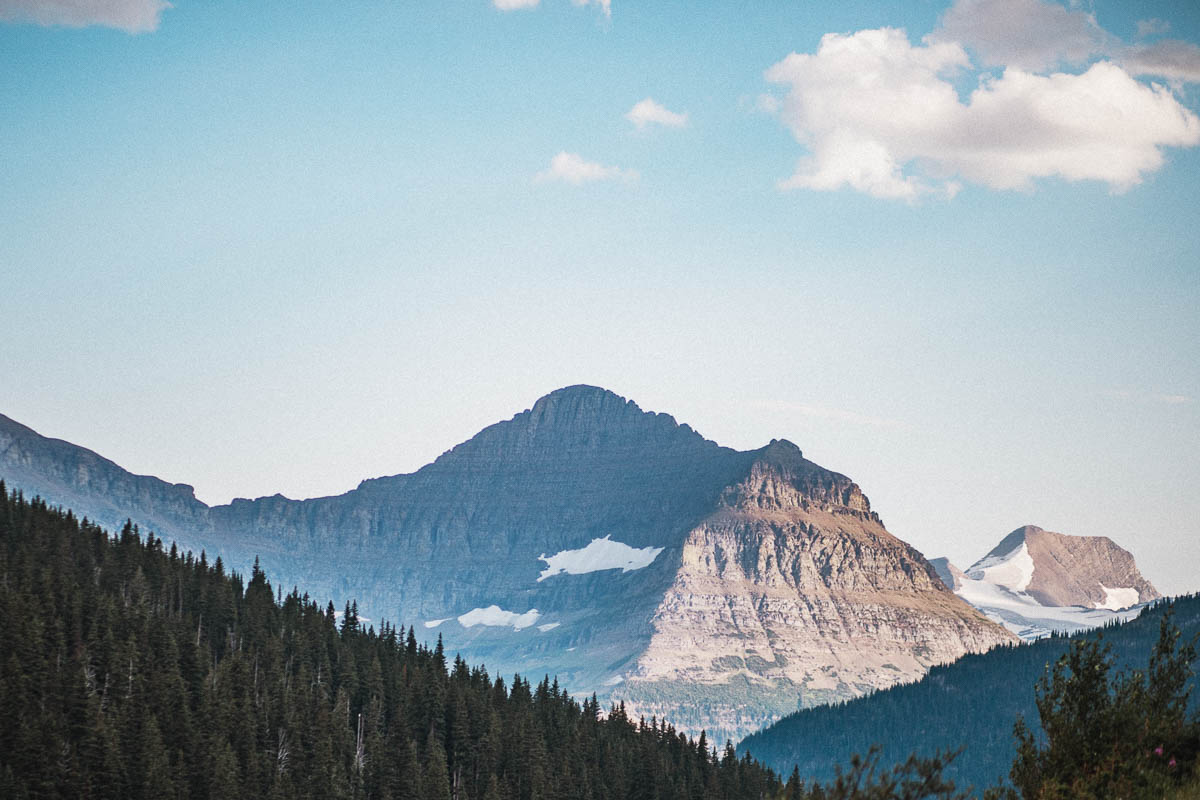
1;0;1198;593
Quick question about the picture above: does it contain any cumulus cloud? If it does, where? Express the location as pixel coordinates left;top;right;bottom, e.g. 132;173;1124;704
626;98;688;129
0;0;169;33
765;26;1200;199
536;152;638;184
934;0;1109;71
932;0;1200;84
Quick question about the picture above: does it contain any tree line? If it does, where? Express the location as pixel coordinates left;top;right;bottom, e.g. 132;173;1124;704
1;481;1197;799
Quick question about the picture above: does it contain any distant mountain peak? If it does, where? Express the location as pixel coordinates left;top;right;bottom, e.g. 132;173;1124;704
959;524;1161;634
979;524;1041;561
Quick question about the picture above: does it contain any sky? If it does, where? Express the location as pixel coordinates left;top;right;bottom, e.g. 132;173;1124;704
1;0;1198;594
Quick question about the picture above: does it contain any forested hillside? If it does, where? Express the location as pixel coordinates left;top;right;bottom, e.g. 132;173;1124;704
740;591;1200;791
0;484;784;800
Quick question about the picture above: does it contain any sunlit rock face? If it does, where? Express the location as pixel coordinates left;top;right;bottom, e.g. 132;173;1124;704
0;386;1013;743
615;440;1013;742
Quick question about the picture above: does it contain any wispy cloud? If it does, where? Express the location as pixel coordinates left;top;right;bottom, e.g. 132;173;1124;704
1102;390;1193;405
493;0;610;18
0;0;170;33
572;0;610;19
536;152;638;185
762;0;1200;200
1136;18;1170;39
626;98;688;129
750;400;905;429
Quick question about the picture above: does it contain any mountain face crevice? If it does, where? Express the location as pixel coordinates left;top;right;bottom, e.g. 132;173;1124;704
0;386;1014;743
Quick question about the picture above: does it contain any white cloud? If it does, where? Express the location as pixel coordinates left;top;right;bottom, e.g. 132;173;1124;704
536;151;638;185
765;27;1200;198
932;0;1200;84
0;0;169;32
934;0;1109;71
626;98;688;129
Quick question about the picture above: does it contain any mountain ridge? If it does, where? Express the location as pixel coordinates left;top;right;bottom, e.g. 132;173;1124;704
0;385;1013;742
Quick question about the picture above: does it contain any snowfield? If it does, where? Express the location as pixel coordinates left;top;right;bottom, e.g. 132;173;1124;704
956;538;1145;640
457;605;541;631
966;541;1034;592
537;535;664;582
955;576;1141;639
1097;585;1140;611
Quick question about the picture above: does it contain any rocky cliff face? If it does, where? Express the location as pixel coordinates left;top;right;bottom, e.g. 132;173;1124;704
616;441;1010;740
0;387;1014;743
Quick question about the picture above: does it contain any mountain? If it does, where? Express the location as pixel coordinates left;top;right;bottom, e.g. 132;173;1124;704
738;593;1200;792
0;487;787;800
940;525;1161;641
0;386;1014;743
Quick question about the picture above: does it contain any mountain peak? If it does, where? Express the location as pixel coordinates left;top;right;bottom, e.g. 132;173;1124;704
969;524;1159;610
528;384;647;423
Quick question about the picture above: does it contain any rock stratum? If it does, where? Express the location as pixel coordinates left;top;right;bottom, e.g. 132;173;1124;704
0;386;1013;742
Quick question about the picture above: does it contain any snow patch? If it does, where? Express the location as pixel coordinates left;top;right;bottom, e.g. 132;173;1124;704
457;606;540;631
1096;585;1140;611
967;541;1034;592
603;675;625;686
424;618;450;629
537;622;561;632
538;535;664;582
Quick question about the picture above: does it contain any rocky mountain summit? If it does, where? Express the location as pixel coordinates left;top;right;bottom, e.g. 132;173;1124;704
939;524;1161;641
0;386;1013;742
